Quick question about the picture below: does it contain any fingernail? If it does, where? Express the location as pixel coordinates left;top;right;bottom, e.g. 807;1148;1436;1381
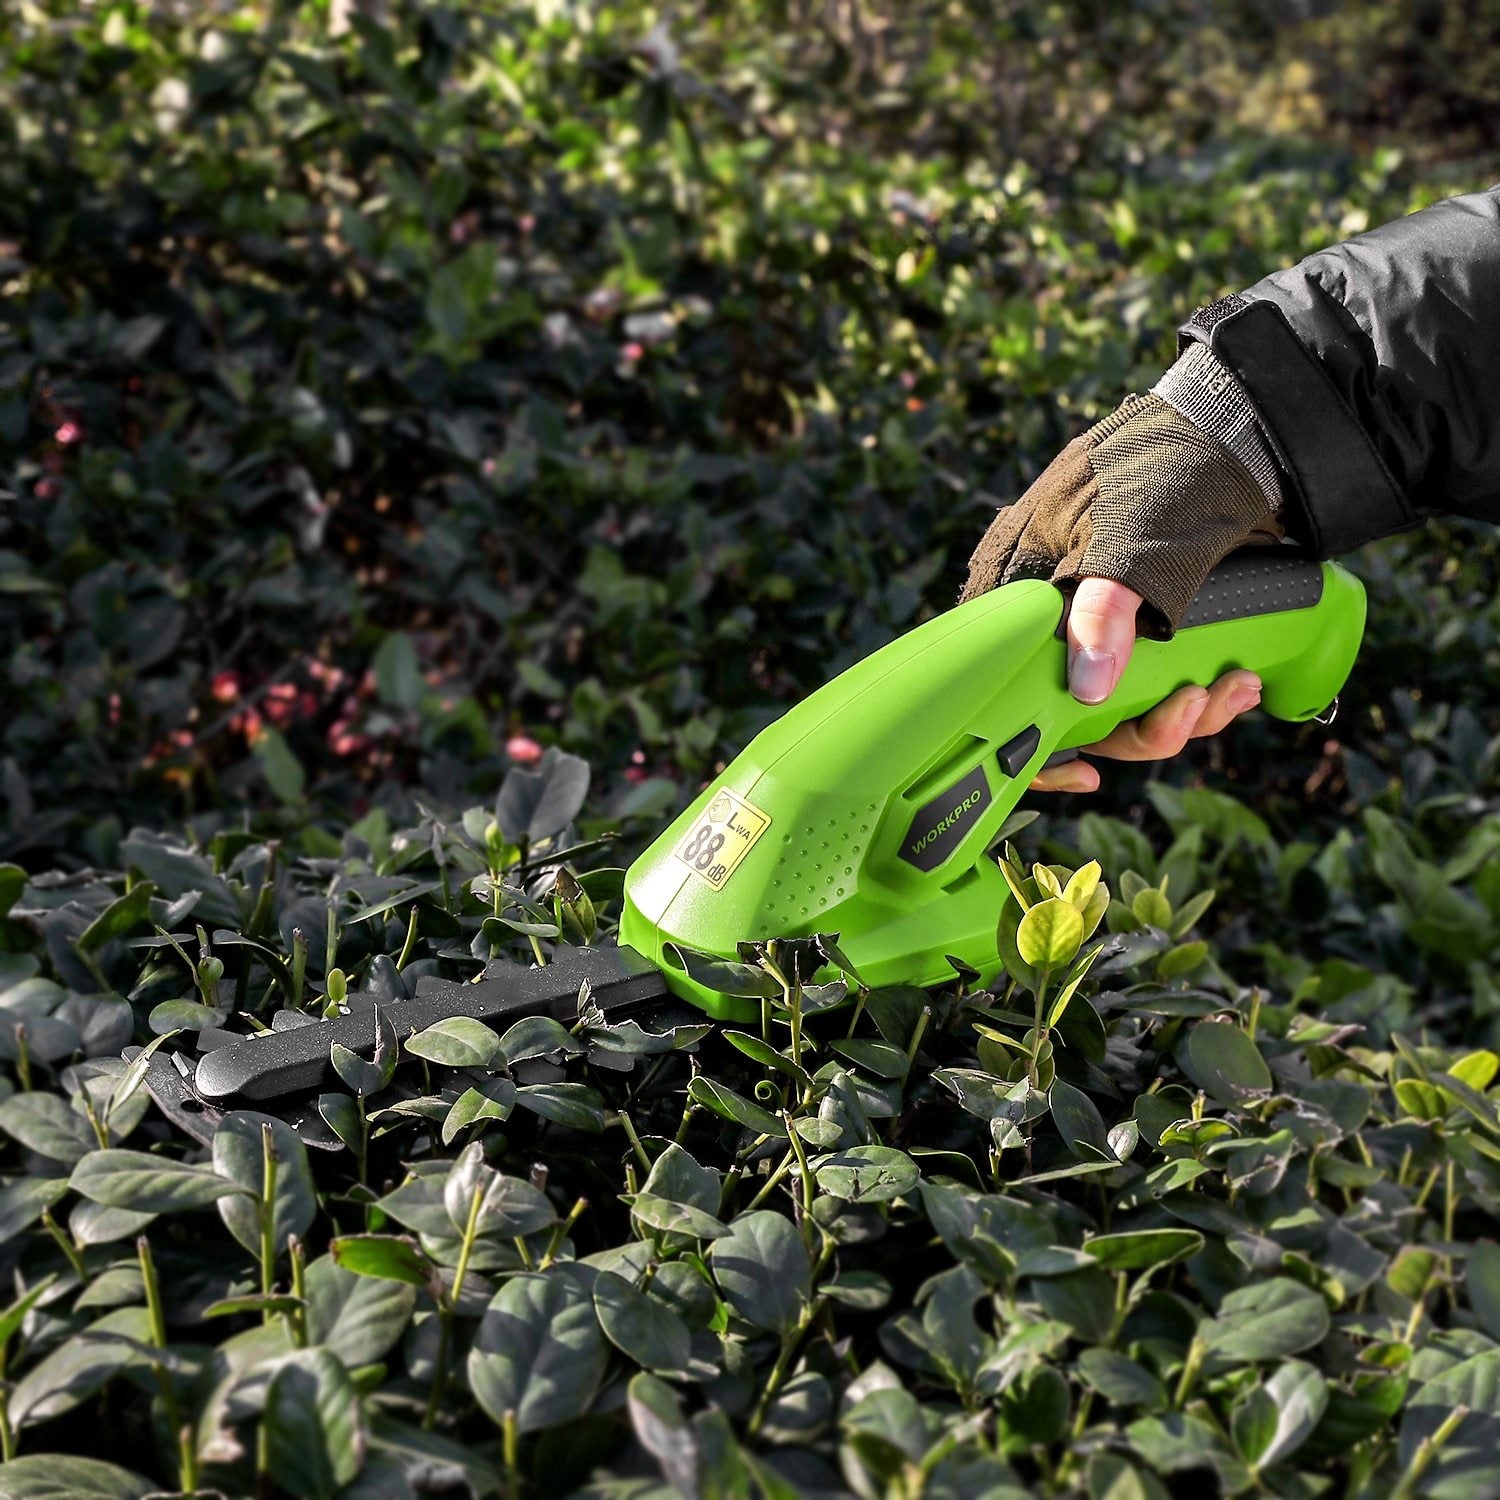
1232;684;1262;714
1068;647;1116;704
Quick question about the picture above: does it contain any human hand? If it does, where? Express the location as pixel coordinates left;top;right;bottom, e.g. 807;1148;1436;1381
1029;576;1262;793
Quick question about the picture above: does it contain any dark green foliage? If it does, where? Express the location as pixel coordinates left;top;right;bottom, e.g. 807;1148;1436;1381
1;0;1484;863
5;2;1500;1496
0;759;1495;1494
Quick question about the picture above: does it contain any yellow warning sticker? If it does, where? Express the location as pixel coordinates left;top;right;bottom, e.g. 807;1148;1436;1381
674;787;772;890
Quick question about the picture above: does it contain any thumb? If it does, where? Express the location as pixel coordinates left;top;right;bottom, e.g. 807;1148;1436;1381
1066;577;1143;704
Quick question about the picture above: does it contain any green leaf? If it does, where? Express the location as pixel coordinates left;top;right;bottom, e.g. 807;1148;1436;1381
497;1013;583;1064
203;1293;307;1320
108;1032;177;1122
253;725;306;803
0;1178;70;1240
630;1192;730;1241
593;1271;691;1371
264;1348;366;1499
1063;861;1102;909
0;1095;96;1165
640;1143;722;1216
70;1149;251;1213
1467;1242;1500;1342
1049;1079;1111;1159
468;1271;609;1434
1083;1229;1204;1272
813;1145;919;1203
0;1277;55;1352
1232;1360;1327;1470
710;1211;810;1335
10;1307;151;1427
443;1143;556;1238
330;1004;398;1097
213;1111;316;1257
1397;1349;1500;1498
513;1081;605;1132
331;1235;434;1287
76;884;156;954
440;1077;515;1144
303;1255;418;1367
1077;1349;1166;1411
687;1077;787;1138
0;1457;155;1499
404;1016;501;1068
373;631;422;713
628;1373;701;1497
1016;898;1084;970
1201;1279;1330;1364
1179;1022;1273;1104
724;1030;813;1088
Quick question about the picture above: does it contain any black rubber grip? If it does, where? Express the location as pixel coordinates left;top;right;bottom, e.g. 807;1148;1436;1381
1178;547;1323;629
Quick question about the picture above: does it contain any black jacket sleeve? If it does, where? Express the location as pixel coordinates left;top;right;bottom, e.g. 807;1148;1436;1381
1178;185;1500;555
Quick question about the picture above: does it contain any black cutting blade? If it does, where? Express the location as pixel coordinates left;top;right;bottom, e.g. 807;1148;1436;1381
190;944;668;1104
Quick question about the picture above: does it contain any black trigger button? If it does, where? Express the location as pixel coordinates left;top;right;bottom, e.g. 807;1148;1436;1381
997;724;1042;778
1042;748;1080;770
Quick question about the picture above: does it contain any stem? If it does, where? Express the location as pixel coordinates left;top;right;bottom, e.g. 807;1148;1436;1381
747;1297;823;1438
139;1236;197;1491
259;1124;280;1315
527;933;547;967
538;1198;587;1271
844;987;869;1038
905;1005;931;1064
502;1410;520;1500
1444;1155;1457;1243
39;1210;85;1281
13;1026;31;1094
288;1234;308;1347
356;1095;369;1189
1245;987;1263;1039
0;1386;11;1463
1391;1406;1469;1500
424;1182;486;1430
745;1149;797;1212
784;1112;815;1234
396;904;421;970
290;928;309;1010
1028;977;1048;1088
618;1110;652;1173
247;844;278;938
1173;1337;1205;1409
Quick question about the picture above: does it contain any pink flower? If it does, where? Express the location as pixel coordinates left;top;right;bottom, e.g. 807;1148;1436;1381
506;734;544;766
55;422;82;445
35;479;57;499
621;342;644;362
232;708;264;742
482;457;497;478
307;660;346;693
211;671;241;703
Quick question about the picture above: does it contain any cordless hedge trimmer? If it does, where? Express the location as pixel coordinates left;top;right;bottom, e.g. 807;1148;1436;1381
135;547;1365;1146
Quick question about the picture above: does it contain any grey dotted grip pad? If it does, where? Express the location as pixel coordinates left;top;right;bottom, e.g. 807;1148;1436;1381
1178;547;1324;629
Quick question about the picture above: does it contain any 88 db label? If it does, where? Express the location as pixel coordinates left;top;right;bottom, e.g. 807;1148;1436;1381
674;787;772;890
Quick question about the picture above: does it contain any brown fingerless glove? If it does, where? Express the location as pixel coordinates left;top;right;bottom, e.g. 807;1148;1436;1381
960;392;1284;634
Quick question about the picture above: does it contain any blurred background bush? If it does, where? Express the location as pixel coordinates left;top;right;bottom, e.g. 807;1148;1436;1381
2;0;1497;869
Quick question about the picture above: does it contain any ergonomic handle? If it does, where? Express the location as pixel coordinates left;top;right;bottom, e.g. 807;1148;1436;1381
1053;547;1366;752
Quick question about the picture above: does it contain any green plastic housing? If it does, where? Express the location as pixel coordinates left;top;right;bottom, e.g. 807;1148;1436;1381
620;554;1366;1019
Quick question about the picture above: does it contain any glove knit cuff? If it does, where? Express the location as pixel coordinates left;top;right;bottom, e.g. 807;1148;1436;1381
1152;343;1285;515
